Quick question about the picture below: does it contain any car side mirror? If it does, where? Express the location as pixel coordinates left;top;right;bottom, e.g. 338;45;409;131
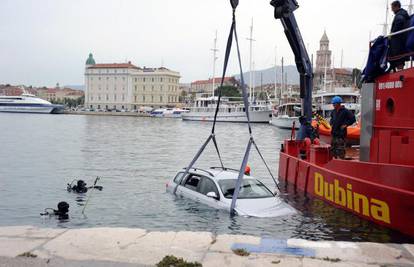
206;192;218;200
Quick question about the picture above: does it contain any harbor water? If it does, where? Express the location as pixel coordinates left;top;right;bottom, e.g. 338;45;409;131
0;113;412;244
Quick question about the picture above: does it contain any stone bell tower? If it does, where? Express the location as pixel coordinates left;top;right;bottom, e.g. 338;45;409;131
315;31;332;74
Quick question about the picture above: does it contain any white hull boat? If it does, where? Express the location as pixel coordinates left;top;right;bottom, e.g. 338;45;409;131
0;94;64;114
182;95;272;123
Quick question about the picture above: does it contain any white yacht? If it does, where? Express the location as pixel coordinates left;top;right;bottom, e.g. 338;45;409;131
270;103;302;129
0;94;64;114
313;88;360;118
150;108;189;118
182;95;272;123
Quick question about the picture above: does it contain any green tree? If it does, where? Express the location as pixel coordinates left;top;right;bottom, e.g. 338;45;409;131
214;86;241;100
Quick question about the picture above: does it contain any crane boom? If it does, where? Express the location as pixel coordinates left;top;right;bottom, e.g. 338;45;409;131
270;0;313;136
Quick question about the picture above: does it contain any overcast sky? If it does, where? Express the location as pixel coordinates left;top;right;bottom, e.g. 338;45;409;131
0;0;399;87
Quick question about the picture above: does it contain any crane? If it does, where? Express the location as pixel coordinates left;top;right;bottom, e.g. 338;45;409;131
270;0;313;138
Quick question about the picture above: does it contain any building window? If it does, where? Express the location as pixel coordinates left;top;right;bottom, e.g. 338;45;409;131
160;96;163;102
160;85;163;91
115;70;117;73
160;78;163;82
98;77;101;81
151;95;154;102
143;95;145;102
152;86;154;91
135;85;137;91
122;95;125;101
143;78;146;82
152;78;154;82
122;77;125;81
134;96;137;102
106;105;108;110
114;94;117;100
90;105;93;109
114;77;117;80
135;78;137;82
106;94;109;100
98;105;101;109
106;77;109;80
143;86;146;91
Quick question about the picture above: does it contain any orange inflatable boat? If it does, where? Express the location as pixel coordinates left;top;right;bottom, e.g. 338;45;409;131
311;117;360;146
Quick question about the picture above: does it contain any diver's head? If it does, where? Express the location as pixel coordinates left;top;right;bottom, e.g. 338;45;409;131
77;180;87;188
57;201;69;214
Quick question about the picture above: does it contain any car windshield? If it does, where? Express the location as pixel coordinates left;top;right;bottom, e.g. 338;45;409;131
218;179;274;199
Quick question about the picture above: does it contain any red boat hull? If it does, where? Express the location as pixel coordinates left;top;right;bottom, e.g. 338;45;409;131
279;147;414;237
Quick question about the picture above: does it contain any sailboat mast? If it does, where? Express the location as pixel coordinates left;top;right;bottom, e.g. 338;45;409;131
211;30;219;97
383;1;390;35
281;57;284;104
323;54;328;92
252;62;256;102
274;46;278;102
247;18;255;103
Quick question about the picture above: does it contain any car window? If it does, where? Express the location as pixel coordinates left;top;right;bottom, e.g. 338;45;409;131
184;175;201;191
198;177;219;198
218;179;274;199
173;172;185;184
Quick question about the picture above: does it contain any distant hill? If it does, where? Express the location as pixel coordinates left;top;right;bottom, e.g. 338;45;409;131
65;85;84;91
233;65;299;86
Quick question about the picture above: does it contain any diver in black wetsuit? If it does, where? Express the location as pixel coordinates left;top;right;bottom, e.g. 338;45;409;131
40;201;70;220
69;180;88;193
67;179;103;194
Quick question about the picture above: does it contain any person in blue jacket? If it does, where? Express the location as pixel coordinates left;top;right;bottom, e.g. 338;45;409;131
389;1;410;71
330;96;356;159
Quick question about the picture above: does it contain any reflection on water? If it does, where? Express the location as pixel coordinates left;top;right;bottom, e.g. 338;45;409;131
0;113;412;243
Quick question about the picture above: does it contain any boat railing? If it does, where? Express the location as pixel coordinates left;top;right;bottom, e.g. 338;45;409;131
378;26;414;67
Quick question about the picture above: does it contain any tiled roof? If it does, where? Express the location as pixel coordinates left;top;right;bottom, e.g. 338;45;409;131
88;63;140;70
191;77;234;85
333;68;352;75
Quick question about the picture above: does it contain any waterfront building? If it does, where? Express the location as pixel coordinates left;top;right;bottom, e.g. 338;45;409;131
36;87;84;102
84;53;181;110
190;77;238;94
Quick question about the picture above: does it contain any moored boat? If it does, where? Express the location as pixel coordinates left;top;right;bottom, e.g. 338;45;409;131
0;94;64;114
270;103;301;129
150;108;189;118
182;94;272;123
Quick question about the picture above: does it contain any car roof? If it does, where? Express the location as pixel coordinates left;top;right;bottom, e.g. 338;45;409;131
186;168;255;181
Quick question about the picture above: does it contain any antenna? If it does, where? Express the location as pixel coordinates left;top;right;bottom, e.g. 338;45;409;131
340;49;344;68
211;30;219;97
247;18;256;103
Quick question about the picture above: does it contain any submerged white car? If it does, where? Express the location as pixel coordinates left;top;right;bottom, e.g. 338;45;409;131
166;167;296;218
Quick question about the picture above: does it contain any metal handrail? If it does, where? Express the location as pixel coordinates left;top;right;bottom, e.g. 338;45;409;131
386;26;414;38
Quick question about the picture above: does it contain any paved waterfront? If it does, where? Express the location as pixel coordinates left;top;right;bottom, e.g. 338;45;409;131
0;226;413;267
